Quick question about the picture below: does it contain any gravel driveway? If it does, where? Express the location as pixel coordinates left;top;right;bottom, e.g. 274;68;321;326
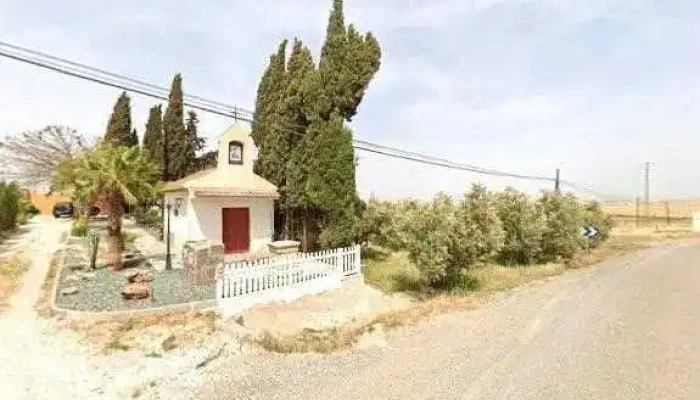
193;242;700;400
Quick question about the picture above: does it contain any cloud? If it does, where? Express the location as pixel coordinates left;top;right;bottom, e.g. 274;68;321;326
1;0;700;201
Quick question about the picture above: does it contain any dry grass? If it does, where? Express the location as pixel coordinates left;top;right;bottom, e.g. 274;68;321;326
363;250;421;293
603;199;700;219
36;253;60;317
66;309;221;354
254;293;487;354
0;254;29;311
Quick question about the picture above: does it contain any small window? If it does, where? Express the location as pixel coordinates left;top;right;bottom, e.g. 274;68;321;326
228;141;243;165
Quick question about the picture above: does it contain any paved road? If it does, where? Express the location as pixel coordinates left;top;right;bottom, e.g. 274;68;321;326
195;242;700;400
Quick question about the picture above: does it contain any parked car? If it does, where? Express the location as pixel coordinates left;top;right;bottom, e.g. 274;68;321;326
52;202;74;218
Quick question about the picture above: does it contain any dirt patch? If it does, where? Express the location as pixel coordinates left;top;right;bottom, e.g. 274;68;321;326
240;278;414;337
62;309;227;356
0;254;29;311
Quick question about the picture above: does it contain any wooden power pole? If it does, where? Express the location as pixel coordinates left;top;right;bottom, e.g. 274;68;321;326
644;162;651;222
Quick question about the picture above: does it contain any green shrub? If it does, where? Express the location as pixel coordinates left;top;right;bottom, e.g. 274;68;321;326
70;219;88;237
16;199;40;225
0;181;21;233
404;193;454;285
358;197;423;251
405;185;504;287
495;188;546;265
537;191;585;262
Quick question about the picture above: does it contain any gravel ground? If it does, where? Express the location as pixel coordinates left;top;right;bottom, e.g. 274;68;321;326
54;263;216;312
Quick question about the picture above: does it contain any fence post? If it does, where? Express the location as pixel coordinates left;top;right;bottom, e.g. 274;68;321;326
335;248;343;276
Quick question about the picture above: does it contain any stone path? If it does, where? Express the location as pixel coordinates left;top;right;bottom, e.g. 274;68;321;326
7;216;68;315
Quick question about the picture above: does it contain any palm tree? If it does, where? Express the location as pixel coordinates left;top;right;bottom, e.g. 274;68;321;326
55;145;159;269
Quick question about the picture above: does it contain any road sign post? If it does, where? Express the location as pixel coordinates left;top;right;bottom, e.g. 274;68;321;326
580;225;599;256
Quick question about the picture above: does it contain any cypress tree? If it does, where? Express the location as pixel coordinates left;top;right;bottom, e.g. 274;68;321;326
287;112;357;248
251;40;288;181
104;91;133;147
129;129;139;148
162;74;187;181
142;104;164;172
315;0;381;121
253;0;382;248
184;110;205;174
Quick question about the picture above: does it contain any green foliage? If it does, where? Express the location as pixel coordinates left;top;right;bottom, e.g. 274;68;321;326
129;129;139;148
449;184;505;270
53;145;160;266
537;191;585;262
143;104;164;176
162;74;187;181
251;0;381;248
183;111;205;174
0;181;22;232
404;193;455;285
361;186;613;289
495;188;546;265
104;92;134;147
70;219;88;237
583;201;614;248
17;199;39;225
402;186;505;286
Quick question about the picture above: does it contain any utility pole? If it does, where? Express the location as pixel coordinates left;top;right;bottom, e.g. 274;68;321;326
554;168;561;193
644;162;651;222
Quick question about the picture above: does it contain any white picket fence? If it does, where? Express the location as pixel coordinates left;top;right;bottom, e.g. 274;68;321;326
216;245;361;316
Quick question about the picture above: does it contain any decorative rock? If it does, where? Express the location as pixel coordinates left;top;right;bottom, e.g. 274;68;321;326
64;274;81;282
124;269;152;283
79;272;97;280
67;263;85;271
121;283;150;300
61;287;79;296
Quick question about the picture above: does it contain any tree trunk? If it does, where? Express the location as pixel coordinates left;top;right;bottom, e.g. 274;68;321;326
301;209;308;253
284;205;292;240
106;191;125;270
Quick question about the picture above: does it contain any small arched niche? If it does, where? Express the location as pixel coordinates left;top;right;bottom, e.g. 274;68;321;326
228;141;244;165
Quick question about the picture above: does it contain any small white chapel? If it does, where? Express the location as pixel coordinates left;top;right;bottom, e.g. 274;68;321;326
163;123;279;256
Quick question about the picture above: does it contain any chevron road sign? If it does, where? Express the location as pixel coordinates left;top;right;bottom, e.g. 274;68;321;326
580;226;599;238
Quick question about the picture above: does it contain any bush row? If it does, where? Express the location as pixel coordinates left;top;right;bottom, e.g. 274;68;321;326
359;184;614;287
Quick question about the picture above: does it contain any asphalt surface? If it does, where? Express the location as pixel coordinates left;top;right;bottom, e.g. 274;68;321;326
196;242;700;400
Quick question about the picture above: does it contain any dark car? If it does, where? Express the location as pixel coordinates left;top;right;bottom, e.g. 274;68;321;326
52;202;74;218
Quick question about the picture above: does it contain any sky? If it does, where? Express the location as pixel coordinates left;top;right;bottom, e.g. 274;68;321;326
1;0;699;202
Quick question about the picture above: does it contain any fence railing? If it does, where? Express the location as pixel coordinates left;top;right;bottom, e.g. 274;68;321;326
216;245;361;314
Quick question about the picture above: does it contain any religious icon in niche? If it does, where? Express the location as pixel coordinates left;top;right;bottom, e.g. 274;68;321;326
228;141;243;165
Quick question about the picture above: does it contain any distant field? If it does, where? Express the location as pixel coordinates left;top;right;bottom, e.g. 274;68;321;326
603;200;700;219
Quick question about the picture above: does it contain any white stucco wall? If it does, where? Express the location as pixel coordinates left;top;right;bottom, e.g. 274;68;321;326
164;191;274;256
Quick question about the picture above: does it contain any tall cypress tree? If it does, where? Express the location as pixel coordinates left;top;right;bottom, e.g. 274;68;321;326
251;40;288;181
162;74;187;181
142;104;164;172
104;91;133;147
254;0;382;248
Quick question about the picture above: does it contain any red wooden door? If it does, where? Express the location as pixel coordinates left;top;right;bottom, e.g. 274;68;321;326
222;208;250;254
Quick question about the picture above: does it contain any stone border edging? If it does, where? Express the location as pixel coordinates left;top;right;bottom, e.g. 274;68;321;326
49;244;219;319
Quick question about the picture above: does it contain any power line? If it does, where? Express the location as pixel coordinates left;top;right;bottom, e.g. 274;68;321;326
0;40;612;197
0;40;253;118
